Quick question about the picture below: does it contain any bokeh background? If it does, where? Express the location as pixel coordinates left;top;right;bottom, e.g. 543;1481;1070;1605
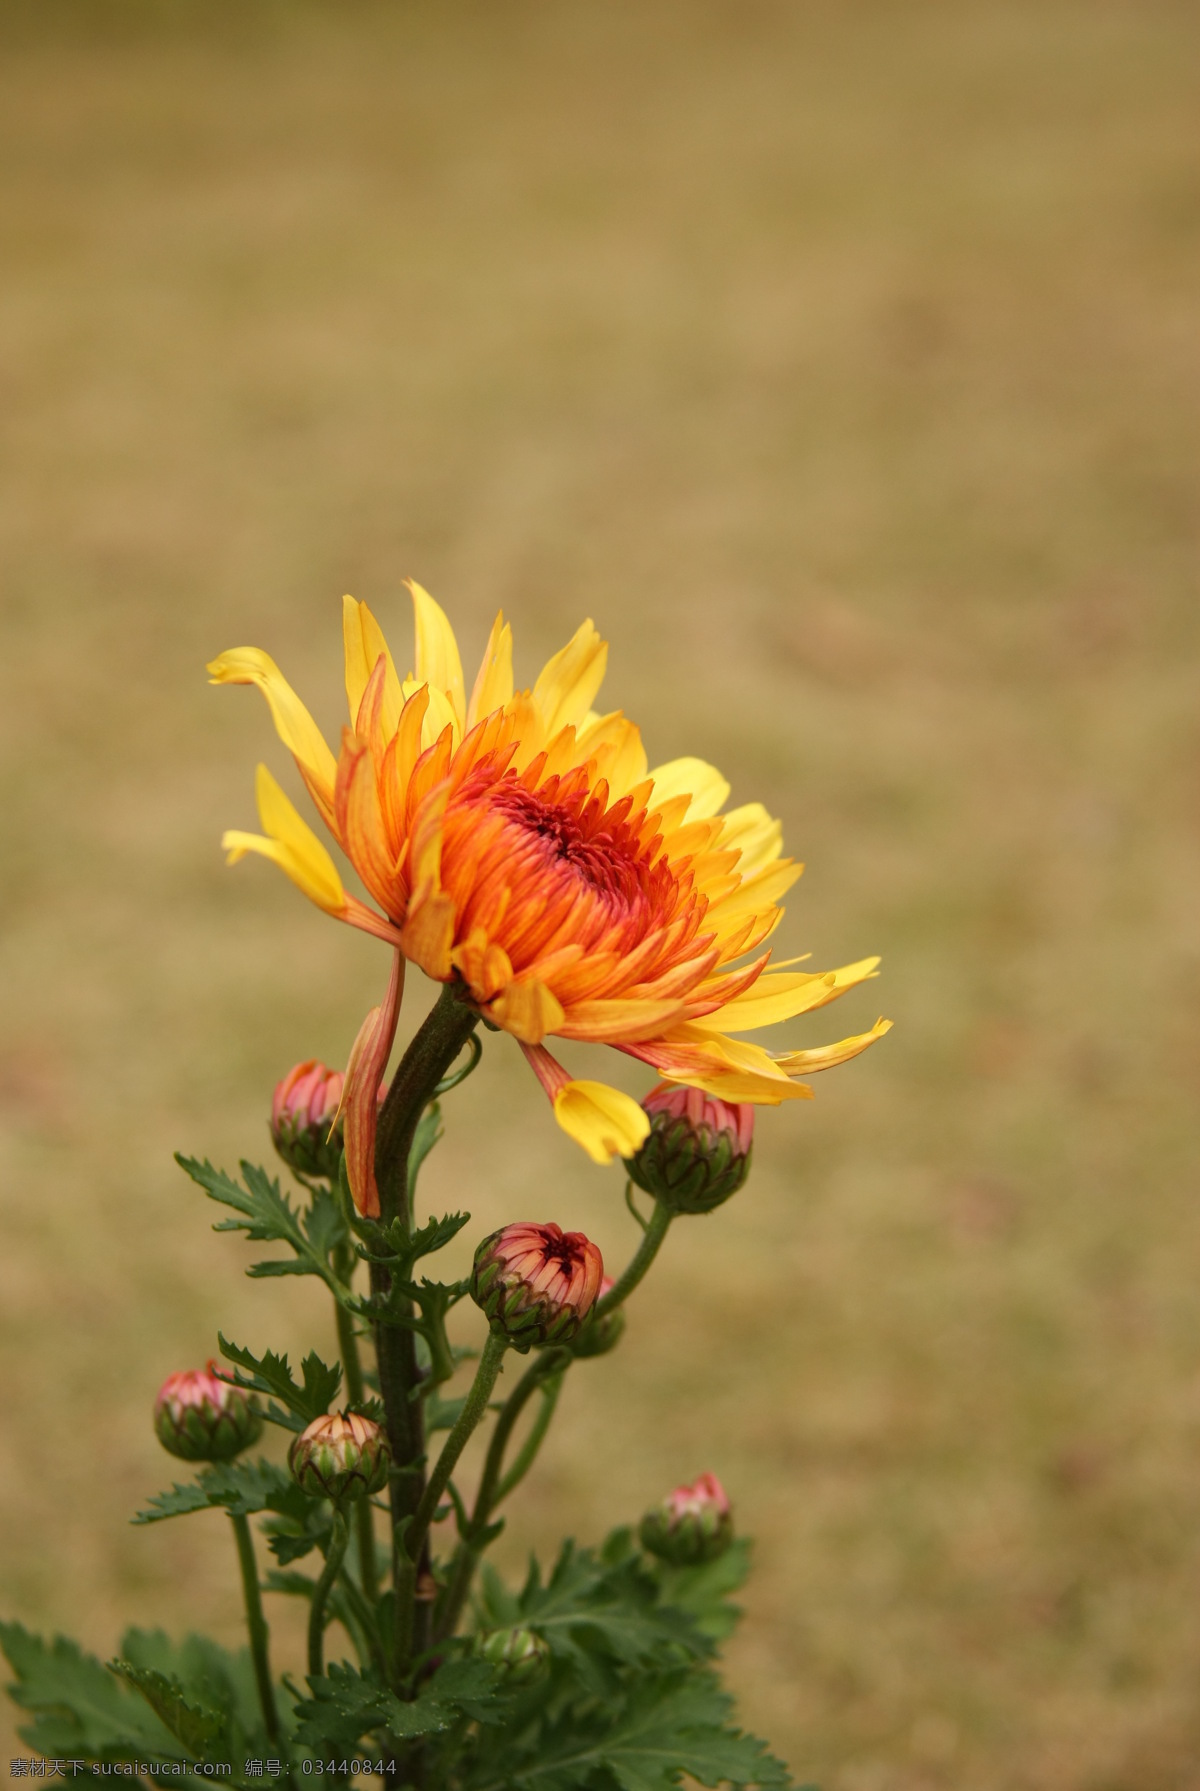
2;1;1199;1785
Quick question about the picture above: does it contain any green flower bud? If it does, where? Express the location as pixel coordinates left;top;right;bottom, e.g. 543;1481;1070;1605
154;1364;262;1463
624;1086;754;1215
479;1626;549;1680
288;1412;390;1502
639;1472;733;1566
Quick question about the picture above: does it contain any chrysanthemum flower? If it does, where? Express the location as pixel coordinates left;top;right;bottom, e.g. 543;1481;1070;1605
209;584;888;1189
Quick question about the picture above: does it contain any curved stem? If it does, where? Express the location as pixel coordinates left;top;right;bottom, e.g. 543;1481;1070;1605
308;1507;350;1678
335;1295;378;1607
230;1512;280;1743
596;1199;673;1318
370;981;481;1683
406;1330;509;1572
434;1348;569;1643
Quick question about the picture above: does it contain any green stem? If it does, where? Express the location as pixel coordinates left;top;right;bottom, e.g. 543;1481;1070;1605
309;1507;351;1678
434;1351;568;1644
596;1199;673;1318
396;1330;509;1667
230;1513;280;1743
335;1295;379;1606
370;981;481;1681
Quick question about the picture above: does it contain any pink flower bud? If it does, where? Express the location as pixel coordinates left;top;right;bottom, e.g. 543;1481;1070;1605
154;1363;262;1463
471;1222;603;1353
625;1085;755;1214
270;1060;345;1179
639;1471;733;1566
570;1275;626;1359
288;1411;390;1503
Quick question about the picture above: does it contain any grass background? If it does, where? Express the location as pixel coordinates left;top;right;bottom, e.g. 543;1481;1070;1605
1;1;1199;1785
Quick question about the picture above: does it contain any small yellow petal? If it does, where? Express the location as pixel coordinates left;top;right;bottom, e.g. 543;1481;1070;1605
406;580;466;731
775;1017;893;1076
648;757;731;821
342;596;404;739
490;978;567;1045
532;620;608;737
553;1080;650;1166
207;648;336;797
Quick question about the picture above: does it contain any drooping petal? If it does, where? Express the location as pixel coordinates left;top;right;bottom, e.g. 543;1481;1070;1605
223;764;345;913
208;649;337;810
406;580;466;732
553;1080;651;1165
339;949;406;1218
774;1016;892;1076
489;977;566;1044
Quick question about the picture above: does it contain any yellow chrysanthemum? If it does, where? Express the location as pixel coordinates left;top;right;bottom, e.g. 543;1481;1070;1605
210;583;889;1172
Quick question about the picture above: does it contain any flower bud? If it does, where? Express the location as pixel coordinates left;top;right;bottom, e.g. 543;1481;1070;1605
288;1411;390;1502
624;1085;754;1214
478;1626;549;1681
471;1222;603;1353
270;1060;345;1179
639;1472;733;1567
569;1276;625;1359
154;1363;262;1463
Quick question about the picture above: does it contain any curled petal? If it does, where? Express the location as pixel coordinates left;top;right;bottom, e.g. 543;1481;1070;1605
774;1016;892;1077
223;764;346;913
208;649;336;807
553;1080;651;1166
340;950;406;1217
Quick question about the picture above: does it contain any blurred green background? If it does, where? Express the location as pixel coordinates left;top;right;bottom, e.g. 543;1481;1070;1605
1;1;1198;1784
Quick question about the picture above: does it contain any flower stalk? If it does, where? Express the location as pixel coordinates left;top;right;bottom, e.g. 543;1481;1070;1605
229;1512;280;1744
596;1197;673;1319
308;1507;350;1678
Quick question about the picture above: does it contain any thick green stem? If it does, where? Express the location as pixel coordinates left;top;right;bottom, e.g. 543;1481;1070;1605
335;1295;378;1606
596;1198;673;1317
309;1507;351;1678
370;982;481;1681
230;1512;280;1743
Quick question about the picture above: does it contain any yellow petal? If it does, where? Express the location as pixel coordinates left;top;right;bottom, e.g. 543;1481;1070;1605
775;1017;892;1076
648;756;731;821
575;710;649;797
489;978;567;1045
222;764;346;913
717;802;784;876
402;676;460;751
406;580;465;731
207;648;336;800
553;1080;650;1166
531;620;608;737
558;997;688;1042
342;596;404;740
690;960;880;1034
467;610;515;728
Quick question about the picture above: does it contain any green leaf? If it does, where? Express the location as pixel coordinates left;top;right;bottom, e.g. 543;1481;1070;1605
117;1629;268;1750
654;1538;752;1642
408;1207;472;1262
469;1669;792;1791
177;1155;345;1289
0;1622;187;1765
291;1655;502;1754
513;1540;708;1676
134;1457;302;1526
109;1661;224;1757
217;1334;341;1425
408;1102;444;1196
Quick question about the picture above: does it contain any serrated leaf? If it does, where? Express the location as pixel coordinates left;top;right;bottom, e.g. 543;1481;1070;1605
134;1457;302;1526
0;1623;187;1765
110;1661;224;1756
468;1670;792;1791
408;1208;472;1262
514;1540;708;1674
177;1154;344;1290
217;1334;341;1423
653;1538;752;1642
117;1629;267;1749
291;1654;502;1754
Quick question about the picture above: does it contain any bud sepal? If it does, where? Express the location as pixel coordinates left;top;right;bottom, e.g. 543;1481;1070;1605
288;1411;390;1503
